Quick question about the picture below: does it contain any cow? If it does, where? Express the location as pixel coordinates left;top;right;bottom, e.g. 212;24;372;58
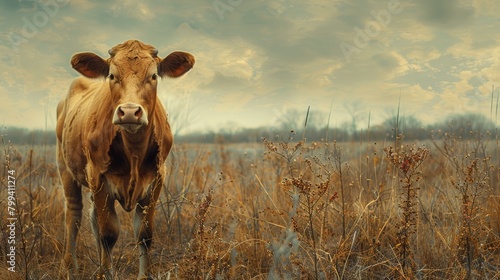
56;40;194;279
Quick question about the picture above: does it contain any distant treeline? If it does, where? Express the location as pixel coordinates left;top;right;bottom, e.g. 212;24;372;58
1;127;56;146
175;111;500;143
176;112;499;143
2;113;498;145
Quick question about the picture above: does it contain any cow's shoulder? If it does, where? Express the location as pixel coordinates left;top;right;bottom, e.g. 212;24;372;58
56;77;89;142
152;100;173;164
67;77;101;100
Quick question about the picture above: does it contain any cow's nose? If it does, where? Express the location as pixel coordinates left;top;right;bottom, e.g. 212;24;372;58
112;103;148;126
118;105;141;122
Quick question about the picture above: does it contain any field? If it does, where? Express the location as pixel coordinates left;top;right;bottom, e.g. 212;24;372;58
1;132;499;279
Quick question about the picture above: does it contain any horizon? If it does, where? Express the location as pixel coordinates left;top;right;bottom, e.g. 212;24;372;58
1;110;497;137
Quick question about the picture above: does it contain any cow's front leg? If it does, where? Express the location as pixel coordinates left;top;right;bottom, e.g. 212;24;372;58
61;171;83;277
91;184;120;279
134;180;162;280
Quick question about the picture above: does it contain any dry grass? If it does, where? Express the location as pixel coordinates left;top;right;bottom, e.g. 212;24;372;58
1;131;499;279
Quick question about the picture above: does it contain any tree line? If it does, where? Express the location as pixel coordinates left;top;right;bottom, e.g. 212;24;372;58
1;112;497;145
176;112;498;143
1;127;56;146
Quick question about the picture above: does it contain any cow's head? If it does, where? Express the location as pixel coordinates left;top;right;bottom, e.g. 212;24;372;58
71;40;194;134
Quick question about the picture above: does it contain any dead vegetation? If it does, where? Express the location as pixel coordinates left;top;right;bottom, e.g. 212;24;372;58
1;130;499;279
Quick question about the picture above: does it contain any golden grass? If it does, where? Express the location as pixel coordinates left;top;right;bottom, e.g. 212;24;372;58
1;132;499;279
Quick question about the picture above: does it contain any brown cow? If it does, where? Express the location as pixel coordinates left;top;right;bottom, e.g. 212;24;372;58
56;40;194;279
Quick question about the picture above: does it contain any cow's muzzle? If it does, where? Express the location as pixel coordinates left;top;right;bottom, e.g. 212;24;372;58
112;103;148;133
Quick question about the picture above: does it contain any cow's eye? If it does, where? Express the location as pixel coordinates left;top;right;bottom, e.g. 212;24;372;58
152;74;157;81
109;74;115;80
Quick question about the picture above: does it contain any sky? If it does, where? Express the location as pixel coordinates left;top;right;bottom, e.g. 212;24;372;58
0;0;499;135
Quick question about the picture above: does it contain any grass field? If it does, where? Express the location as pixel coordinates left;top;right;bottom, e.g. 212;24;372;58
1;131;499;279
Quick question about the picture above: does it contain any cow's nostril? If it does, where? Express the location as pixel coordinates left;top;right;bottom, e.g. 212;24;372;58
134;107;141;117
118;107;125;117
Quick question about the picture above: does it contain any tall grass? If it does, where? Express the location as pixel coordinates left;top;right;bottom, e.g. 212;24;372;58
1;129;499;279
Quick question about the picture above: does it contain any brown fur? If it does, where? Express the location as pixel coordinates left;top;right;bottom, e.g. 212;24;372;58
57;40;194;279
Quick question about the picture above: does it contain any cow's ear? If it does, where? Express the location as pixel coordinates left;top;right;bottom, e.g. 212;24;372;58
158;51;195;78
71;52;109;78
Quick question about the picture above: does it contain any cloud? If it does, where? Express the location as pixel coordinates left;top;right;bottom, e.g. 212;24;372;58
109;1;155;21
417;0;475;28
0;0;498;132
215;92;254;112
399;23;434;42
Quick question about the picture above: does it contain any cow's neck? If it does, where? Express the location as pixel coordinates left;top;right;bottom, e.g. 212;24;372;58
119;125;154;163
117;125;155;204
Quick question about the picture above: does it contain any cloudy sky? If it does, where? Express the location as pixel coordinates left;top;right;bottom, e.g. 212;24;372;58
0;0;499;134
